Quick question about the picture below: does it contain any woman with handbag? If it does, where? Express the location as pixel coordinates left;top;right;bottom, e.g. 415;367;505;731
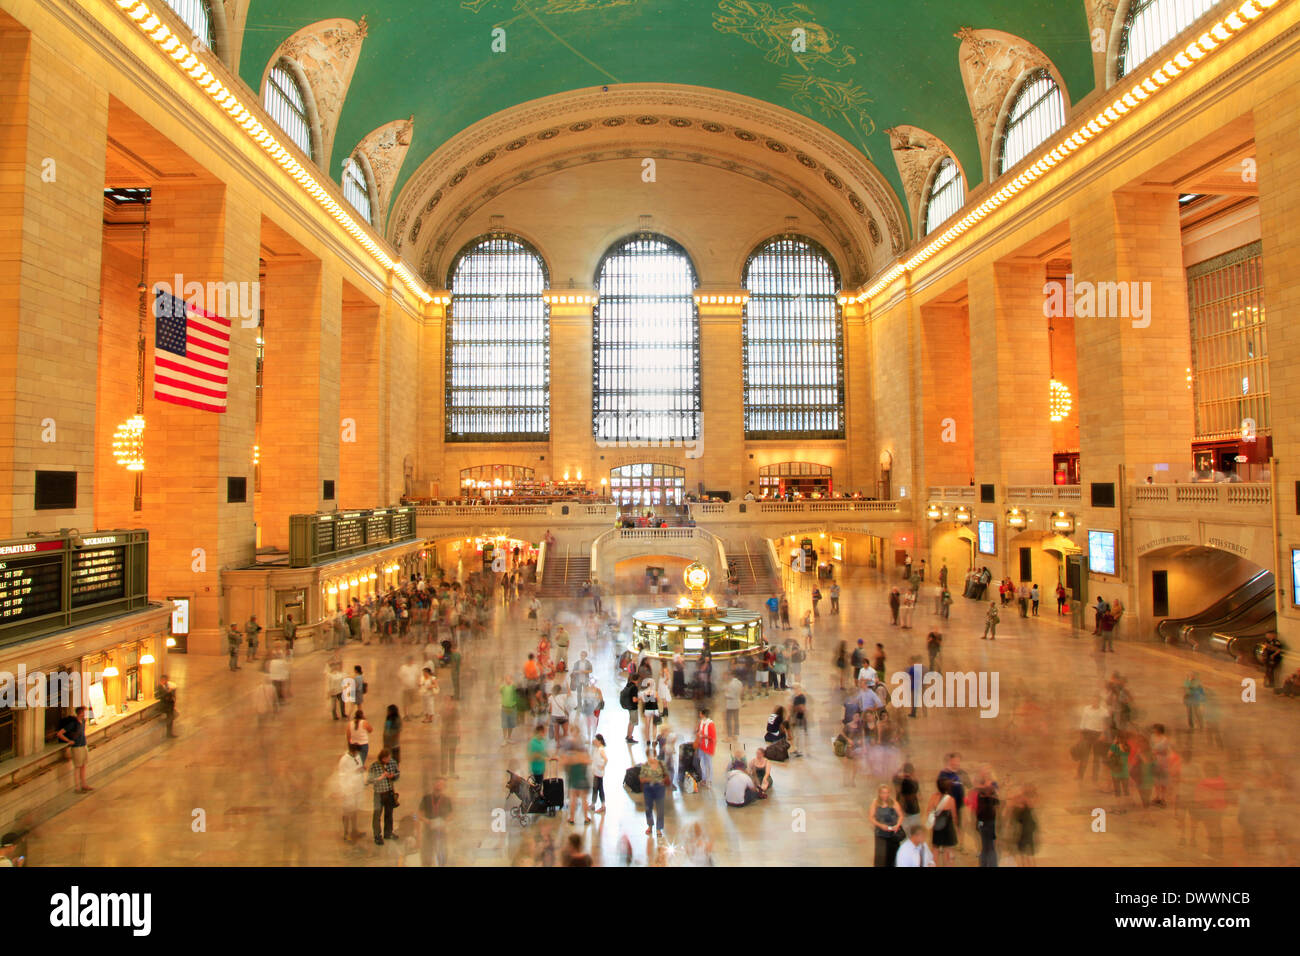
639;673;659;746
926;777;959;866
869;784;904;867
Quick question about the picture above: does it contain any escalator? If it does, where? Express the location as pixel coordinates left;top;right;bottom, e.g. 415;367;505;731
1208;614;1278;665
1156;570;1273;646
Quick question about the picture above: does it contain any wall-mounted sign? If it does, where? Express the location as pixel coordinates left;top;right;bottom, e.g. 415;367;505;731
977;521;995;555
169;597;190;636
1088;530;1117;576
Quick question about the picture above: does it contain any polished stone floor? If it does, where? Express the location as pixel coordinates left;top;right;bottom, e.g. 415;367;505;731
26;566;1297;866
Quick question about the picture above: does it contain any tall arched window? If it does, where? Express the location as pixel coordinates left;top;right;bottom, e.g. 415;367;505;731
996;69;1066;175
593;235;700;443
342;156;373;225
923;157;965;236
742;236;843;439
446;235;550;442
163;0;213;50
264;61;313;160
1117;0;1220;79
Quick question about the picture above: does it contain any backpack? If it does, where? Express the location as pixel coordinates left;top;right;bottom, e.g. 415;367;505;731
619;682;637;711
833;734;850;758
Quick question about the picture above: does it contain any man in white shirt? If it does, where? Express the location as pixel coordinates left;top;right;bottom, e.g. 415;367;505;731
723;673;744;740
725;767;759;807
1077;695;1110;783
895;827;936;866
398;656;421;719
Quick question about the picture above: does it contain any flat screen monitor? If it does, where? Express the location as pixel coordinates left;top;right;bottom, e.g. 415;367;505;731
977;520;995;555
1089;530;1117;576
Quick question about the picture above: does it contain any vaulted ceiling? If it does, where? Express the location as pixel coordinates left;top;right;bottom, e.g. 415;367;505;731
239;0;1097;224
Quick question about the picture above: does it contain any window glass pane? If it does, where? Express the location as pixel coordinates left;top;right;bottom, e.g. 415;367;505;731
742;236;844;439
998;69;1066;174
446;236;550;441
924;158;965;236
593;236;700;442
342;156;372;225
1119;0;1220;79
610;464;685;505
1187;241;1267;441
163;0;213;49
264;63;313;159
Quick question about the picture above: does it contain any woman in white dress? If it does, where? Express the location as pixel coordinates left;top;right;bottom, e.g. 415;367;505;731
419;666;440;723
331;744;365;842
360;607;373;645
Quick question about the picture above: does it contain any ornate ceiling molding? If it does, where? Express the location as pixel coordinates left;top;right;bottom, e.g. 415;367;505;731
954;27;1058;183
355;116;415;233
885;125;961;240
263;17;369;172
389;84;909;282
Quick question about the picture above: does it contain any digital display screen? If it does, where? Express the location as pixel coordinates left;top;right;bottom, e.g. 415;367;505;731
170;597;190;636
977;520;996;555
0;550;64;623
1089;530;1117;576
1292;549;1300;606
70;546;126;608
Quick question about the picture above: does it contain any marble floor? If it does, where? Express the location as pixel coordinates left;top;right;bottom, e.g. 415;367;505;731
25;567;1298;867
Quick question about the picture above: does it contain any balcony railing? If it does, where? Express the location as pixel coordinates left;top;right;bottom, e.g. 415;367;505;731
1131;483;1270;506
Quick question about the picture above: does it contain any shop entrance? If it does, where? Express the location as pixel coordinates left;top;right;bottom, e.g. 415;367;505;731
759;462;832;499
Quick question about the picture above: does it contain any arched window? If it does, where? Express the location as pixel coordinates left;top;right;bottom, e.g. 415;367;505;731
923;157;965;236
446;235;550;442
997;68;1066;175
163;0;213;50
1117;0;1220;79
742;236;843;439
342;156;373;225
264;61;313;160
593;235;700;443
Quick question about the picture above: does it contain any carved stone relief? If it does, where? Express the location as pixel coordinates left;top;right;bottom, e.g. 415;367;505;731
273;17;369;169
885;125;955;237
953;27;1053;182
355;117;415;232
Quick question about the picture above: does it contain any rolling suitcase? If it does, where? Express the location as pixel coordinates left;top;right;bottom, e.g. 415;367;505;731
542;759;564;814
624;764;643;794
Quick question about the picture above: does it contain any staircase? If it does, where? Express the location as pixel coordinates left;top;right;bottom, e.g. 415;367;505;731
538;547;591;598
726;542;774;595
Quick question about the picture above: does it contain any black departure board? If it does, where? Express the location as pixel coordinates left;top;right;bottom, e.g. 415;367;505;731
315;519;335;556
335;516;365;551
0;551;64;623
366;514;388;545
70;546;126;608
391;511;413;538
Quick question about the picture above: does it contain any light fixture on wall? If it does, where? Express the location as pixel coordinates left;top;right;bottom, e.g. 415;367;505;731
953;506;972;523
140;649;156;665
1052;511;1075;532
926;503;943;521
1007;508;1027;528
101;659;120;678
165;636;177;648
1049;379;1073;422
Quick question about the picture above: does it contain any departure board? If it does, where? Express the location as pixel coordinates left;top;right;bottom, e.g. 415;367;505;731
0;549;64;623
315;519;335;556
391;511;413;539
335;515;365;551
366;514;388;545
70;546;127;608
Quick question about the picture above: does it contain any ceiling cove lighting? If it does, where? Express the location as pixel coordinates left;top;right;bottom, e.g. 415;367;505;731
850;0;1283;305
113;0;432;305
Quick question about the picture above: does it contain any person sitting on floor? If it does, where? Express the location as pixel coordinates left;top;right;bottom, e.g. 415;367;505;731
750;748;774;797
725;763;760;808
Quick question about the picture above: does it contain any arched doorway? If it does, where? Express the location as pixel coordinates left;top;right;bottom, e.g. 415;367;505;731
609;463;685;506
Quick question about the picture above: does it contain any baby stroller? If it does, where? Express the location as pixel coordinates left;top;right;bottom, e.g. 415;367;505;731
505;770;546;828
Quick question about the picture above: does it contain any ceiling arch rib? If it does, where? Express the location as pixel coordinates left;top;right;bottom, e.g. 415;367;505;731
390;85;908;287
353;116;416;234
885;125;966;241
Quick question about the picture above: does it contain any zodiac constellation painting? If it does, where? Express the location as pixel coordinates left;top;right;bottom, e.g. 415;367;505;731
778;74;876;156
461;0;638;18
712;0;857;69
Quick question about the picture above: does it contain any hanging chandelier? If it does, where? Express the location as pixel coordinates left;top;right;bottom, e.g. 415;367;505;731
112;414;146;471
1049;379;1073;422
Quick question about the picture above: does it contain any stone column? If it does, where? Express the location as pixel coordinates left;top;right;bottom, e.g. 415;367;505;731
697;295;744;493
0;27;109;536
144;181;260;653
549;295;595;483
340;284;381;508
918;299;973;487
259;257;341;550
842;299;876;494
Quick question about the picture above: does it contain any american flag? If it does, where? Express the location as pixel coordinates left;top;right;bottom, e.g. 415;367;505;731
153;290;230;413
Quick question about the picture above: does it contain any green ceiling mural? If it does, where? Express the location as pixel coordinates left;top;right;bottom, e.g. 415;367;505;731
240;0;1095;219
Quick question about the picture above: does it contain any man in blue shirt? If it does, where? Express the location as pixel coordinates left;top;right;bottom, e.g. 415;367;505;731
56;707;91;793
765;594;780;629
937;752;965;843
